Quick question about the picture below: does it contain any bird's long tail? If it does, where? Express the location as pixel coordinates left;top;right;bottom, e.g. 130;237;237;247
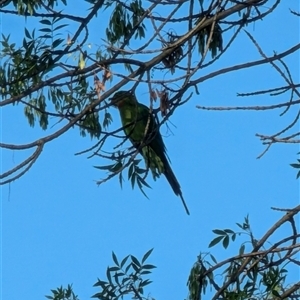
164;160;190;215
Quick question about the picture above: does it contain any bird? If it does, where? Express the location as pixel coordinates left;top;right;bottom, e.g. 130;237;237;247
110;90;190;215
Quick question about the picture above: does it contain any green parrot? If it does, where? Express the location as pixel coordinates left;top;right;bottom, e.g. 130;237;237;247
110;90;190;215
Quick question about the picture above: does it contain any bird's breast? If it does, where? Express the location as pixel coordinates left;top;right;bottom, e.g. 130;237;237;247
124;110;132;120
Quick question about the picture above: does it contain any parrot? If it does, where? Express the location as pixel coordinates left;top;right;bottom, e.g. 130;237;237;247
110;90;190;215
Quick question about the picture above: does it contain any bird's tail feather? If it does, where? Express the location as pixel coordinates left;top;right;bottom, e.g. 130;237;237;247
164;160;190;215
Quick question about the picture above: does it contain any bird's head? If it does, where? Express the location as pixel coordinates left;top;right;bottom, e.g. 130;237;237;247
110;91;137;108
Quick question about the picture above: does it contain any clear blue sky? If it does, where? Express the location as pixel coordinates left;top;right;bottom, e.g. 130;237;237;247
1;1;299;299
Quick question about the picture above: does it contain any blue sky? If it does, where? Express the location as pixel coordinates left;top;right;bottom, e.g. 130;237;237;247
1;1;300;299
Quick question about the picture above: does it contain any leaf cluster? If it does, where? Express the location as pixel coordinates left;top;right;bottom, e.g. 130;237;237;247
187;211;300;300
105;0;145;44
2;0;66;15
290;152;300;179
195;16;223;58
95;156;151;199
92;249;156;300
45;284;79;300
1;0;299;196
45;207;300;300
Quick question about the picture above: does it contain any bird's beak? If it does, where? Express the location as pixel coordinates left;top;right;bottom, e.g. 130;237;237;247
109;96;118;107
110;94;126;108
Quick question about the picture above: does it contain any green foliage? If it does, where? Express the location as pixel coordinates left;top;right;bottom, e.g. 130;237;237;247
187;213;300;300
45;284;79;300
2;2;299;300
94;160;123;174
45;210;300;300
161;34;183;74
79;111;101;139
290;152;300;179
38;17;67;49
5;1;67;15
92;249;156;299
105;0;146;44
208;228;236;249
24;95;48;129
208;215;251;249
94;156;151;198
1;0;299;206
0;6;100;136
103;111;113;130
195;16;223;58
1;32;53;96
128;159;151;197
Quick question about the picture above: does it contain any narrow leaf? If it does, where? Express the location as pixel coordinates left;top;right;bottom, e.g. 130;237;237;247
120;255;129;268
93;164;115;170
210;254;218;264
141;264;156;270
223;235;230;249
239;244;245;255
39;28;52;33
208;236;223;248
131;255;141;267
106;267;112;284
142;248;153;264
290;163;300;168
212;229;226;235
25;28;31;39
112;252;119;266
40;19;52;25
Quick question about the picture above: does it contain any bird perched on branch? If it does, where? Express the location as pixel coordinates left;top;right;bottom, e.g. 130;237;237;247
110;90;190;215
